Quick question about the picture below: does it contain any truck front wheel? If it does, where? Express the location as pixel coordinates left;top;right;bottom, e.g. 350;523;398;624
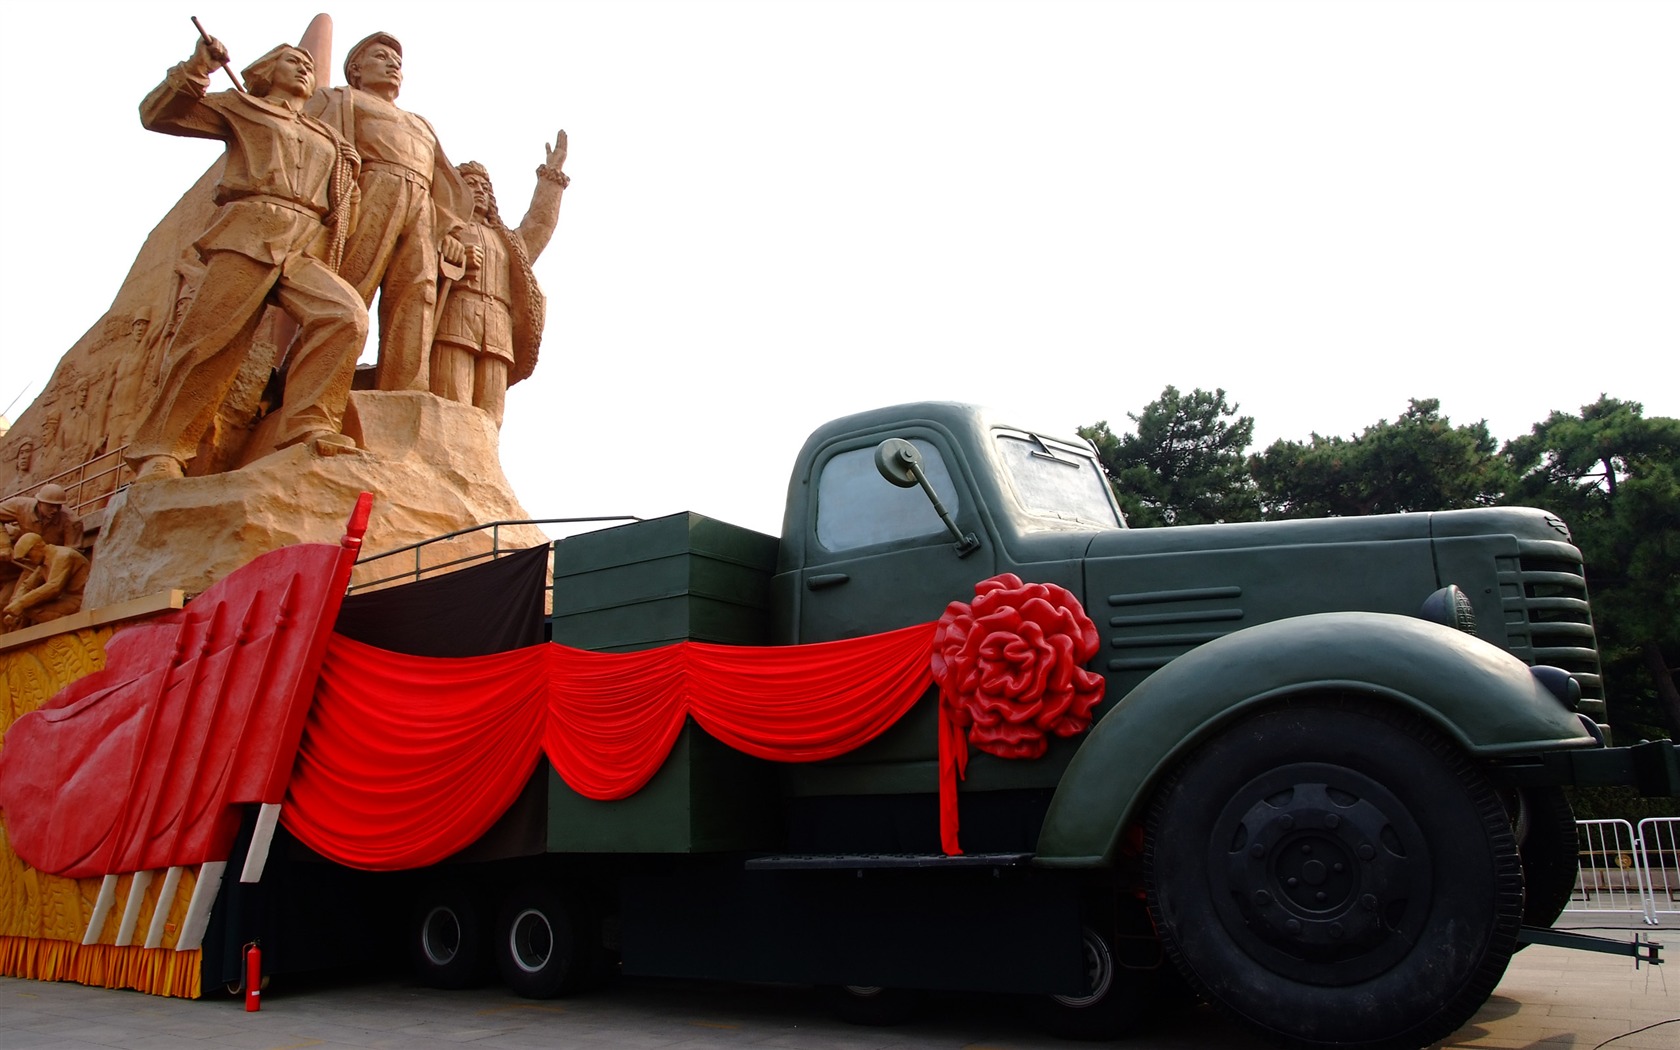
1144;702;1522;1050
822;984;922;1025
1032;923;1157;1040
495;885;597;998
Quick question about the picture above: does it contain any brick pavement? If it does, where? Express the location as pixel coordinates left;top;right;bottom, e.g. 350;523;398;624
0;928;1673;1049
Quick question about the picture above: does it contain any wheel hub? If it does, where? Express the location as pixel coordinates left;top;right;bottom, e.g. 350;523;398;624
1052;927;1115;1009
1210;764;1430;984
509;908;554;974
421;906;462;966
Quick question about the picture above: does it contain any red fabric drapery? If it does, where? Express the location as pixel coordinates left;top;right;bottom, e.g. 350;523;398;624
282;624;937;869
281;573;1104;870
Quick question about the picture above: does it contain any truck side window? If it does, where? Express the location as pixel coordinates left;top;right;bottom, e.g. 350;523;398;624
815;440;961;552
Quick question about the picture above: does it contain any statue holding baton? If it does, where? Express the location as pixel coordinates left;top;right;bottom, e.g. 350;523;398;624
127;23;369;483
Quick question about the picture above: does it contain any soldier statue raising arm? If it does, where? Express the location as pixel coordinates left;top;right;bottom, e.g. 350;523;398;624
127;30;368;483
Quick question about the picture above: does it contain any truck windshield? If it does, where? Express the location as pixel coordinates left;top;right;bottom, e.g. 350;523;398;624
994;431;1122;528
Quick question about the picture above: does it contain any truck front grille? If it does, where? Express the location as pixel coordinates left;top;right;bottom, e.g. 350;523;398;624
1497;544;1604;705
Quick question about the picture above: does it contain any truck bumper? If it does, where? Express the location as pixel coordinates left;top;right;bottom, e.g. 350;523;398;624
1499;739;1680;797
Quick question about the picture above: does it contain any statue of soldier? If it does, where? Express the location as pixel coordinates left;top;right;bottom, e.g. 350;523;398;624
1;483;82;611
0;483;80;549
431;137;568;426
307;32;474;393
126;34;368;483
0;520;19;612
2;533;91;631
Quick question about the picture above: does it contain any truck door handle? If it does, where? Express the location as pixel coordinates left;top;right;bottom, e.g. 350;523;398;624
807;573;849;590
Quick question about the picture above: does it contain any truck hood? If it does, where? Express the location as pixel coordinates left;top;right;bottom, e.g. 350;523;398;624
1081;506;1571;560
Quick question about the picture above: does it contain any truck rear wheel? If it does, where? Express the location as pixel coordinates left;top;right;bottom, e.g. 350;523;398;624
1144;702;1522;1050
409;885;489;989
495;885;598;998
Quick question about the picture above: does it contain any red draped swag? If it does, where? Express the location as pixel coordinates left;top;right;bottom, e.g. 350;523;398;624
280;573;1105;869
283;625;938;869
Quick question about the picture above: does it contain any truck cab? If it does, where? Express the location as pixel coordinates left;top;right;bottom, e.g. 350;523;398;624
775;401;1599;705
767;403;1603;862
773;402;1122;646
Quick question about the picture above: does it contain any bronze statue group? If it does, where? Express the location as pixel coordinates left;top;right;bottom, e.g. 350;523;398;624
127;29;566;485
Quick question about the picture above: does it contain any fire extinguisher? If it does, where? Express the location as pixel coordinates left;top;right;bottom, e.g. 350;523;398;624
244;941;262;1012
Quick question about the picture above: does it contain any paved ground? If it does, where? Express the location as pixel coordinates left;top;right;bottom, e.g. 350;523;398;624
0;920;1674;1050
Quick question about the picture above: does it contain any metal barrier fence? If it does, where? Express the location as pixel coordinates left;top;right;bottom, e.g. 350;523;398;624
1565;817;1680;925
1641;817;1680;921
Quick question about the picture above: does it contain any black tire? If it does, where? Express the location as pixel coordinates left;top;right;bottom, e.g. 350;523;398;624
494;885;597;999
409;886;490;989
1033;923;1158;1040
1514;785;1579;932
822;984;922;1025
1144;701;1523;1050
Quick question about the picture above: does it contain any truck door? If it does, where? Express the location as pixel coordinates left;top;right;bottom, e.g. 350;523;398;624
795;433;996;643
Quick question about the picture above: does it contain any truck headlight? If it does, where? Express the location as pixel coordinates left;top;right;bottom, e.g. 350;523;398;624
1418;585;1477;634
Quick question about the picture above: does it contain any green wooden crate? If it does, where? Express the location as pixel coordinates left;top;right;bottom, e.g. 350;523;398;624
547;512;781;852
550;512;779;651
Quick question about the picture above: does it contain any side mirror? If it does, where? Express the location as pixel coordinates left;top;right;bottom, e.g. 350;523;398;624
875;437;923;488
874;438;980;557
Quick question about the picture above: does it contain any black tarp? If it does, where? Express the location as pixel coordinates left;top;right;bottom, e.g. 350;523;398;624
335;541;550;655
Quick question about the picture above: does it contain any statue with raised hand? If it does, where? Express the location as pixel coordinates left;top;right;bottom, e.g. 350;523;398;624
126;29;368;483
430;131;569;426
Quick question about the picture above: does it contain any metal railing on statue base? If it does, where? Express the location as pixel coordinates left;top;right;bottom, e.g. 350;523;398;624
347;516;642;607
2;445;131;524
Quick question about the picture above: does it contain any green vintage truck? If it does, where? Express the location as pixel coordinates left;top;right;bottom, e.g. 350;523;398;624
369;401;1674;1050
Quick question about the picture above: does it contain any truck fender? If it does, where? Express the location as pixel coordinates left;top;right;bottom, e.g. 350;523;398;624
1034;611;1594;867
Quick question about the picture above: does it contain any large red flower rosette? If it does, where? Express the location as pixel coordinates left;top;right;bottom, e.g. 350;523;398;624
932;573;1105;854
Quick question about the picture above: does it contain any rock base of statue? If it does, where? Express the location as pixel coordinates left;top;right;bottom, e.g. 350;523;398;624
85;391;553;608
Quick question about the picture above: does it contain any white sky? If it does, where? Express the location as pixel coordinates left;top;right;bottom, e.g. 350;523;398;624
2;0;1675;537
